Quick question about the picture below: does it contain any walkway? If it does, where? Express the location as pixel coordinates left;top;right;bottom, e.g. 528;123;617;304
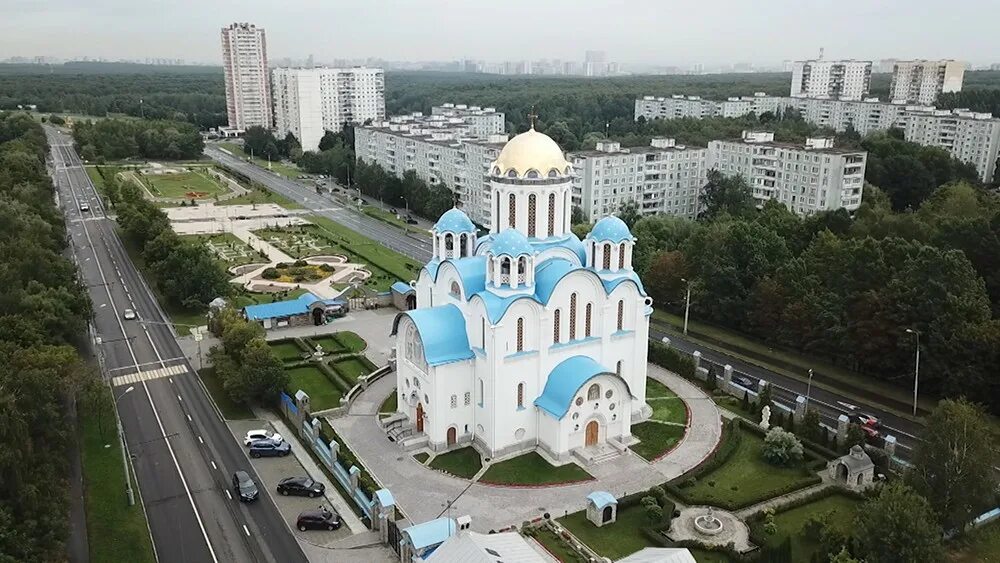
263;308;398;366
734;477;832;519
328;363;723;532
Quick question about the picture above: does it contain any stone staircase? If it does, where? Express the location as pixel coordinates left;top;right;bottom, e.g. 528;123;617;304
572;442;625;466
381;414;428;451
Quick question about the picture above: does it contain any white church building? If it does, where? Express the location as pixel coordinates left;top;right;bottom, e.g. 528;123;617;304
390;126;653;463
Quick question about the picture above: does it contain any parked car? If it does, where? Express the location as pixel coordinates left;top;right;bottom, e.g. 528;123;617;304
232;470;259;502
296;507;341;531
405;217;419;225
732;375;755;389
277;477;325;498
244;429;282;446
249;438;291;458
122;308;136;320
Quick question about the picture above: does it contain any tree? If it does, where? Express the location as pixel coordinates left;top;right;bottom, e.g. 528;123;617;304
761;427;804;466
697;169;755;220
908;398;999;532
843;424;866;451
644;503;663;524
643;250;689;309
616;200;642;229
232;339;288;404
571;205;586;225
853;482;943;563
828;547;862;563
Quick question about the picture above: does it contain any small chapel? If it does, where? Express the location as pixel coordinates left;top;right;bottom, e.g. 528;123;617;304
390;124;653;463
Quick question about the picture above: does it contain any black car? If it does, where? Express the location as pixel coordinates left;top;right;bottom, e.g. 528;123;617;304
232;470;259;502
249;438;291;458
296;507;341;531
733;375;755;389
277;477;325;498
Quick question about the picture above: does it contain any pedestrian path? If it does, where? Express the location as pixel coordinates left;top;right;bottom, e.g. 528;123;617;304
734;478;831;519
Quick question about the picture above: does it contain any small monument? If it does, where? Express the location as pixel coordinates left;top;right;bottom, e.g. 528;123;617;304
694;506;723;536
314;344;324;358
759;405;771;430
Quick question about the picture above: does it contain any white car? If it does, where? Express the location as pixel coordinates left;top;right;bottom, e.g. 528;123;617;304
244;430;282;446
122;309;136;320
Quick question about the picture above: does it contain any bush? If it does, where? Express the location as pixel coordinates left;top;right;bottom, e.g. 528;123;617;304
645;504;663;524
648;340;695;378
293;259;308;267
261;267;280;280
641;495;658;507
762;427;804;466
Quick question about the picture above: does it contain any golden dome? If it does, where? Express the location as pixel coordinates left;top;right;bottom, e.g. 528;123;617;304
490;128;572;180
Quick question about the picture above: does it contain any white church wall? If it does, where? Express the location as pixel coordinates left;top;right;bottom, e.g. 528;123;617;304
549;374;632;457
425;360;475;451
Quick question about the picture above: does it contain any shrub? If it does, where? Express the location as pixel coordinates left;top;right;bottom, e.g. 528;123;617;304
293;259;308;267
648;340;695;378
762;427;804;466
641;495;658;507
645;504;663;524
741;389;750;411
261;267;280;280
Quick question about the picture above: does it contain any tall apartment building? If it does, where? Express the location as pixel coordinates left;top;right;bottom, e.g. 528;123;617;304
355;105;508;225
569;139;707;222
708;131;867;215
889;60;965;105
902;108;1000;182
220;22;271;131
790;60;872;100
272;67;385;151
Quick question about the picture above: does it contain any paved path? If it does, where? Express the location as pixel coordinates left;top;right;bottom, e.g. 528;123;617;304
263;308;398;366
734;477;832;519
329;364;723;532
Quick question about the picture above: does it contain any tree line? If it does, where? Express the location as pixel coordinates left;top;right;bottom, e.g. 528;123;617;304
0;113;94;560
73;118;204;161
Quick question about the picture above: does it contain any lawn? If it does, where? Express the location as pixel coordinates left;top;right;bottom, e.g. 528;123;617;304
428;447;482;479
950;519;1000;563
413;452;430;464
308;215;421;288
218;142;301;179
230;288;308;309
647;378;687;426
679;427;819;509
762;493;861;561
131;169;228;199
284;365;343;411
183;232;262;266
216;185;303;209
630;421;686;462
198;368;255;420
532;526;583;562
330;356;376;384
480;452;592;485
269;340;306;362
79;398;156;563
689;549;734;562
379;391;398;414
308;335;348;355
334;331;366;352
558;504;656;560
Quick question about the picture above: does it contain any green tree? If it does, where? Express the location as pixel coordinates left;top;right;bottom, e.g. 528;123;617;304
643;250;689;309
230;339;288;404
761;427;803;466
616;200;642;229
853;482;943;563
828;546;862;563
571;205;586;225
697;169;755;220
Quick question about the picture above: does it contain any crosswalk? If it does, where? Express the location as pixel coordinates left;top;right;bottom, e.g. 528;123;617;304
112;364;188;387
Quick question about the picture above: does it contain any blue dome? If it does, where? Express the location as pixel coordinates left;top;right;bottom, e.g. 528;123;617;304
433;208;476;233
588;216;634;243
489;228;533;257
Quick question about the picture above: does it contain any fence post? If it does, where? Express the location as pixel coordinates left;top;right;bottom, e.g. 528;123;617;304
794;395;806;422
836;414;850;445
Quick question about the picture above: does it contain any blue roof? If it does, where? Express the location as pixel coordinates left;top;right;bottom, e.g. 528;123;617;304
534;258;581;304
403;517;456;550
433;208;476;233
244;292;320;320
434;256;487;297
588;216;634;243
374;489;395;507
472;291;534;325
391;281;415;295
602;270;647;296
587;491;618;510
535;356;614;419
396;305;473;366
489;228;533;257
530;233;587;264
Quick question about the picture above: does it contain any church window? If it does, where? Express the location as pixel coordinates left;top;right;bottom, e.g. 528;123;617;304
585;303;593;337
451;395;457;408
548;169;558;178
487;258;494;282
553;309;561;343
516;317;524;352
617;300;624;331
548;193;556;236
414;378;420;388
444;233;454;253
450;281;461;297
602;243;612;270
507;169;518;178
590;241;596;266
575;397;584;407
517;383;524;408
478;379;484;406
459;233;468;257
606;388;614;399
587;384;601;401
481;318;486;348
424;394;429;404
500;257;511;274
526;169;539;179
572;412;579;420
527;194;537;237
495;196;501;230
517;256;527;285
508;193;516;228
569;293;578;340
619;243;626;269
464;392;471;406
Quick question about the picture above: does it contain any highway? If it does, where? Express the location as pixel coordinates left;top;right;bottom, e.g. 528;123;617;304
205;147;924;459
49;129;307;563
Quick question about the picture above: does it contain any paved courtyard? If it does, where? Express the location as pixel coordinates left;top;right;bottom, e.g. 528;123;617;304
328;364;723;532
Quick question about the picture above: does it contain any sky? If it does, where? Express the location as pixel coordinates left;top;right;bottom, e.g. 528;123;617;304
2;0;998;67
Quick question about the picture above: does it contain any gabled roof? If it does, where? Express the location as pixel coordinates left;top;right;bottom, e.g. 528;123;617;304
587;491;618;510
535;356;625;419
393;305;474;366
426;531;545;562
403;517;456;550
391;281;415;295
244;292;320;320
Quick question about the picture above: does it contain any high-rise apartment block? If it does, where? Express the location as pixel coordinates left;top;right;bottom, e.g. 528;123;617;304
902;108;1000;181
791;60;872;100
220;23;271;131
708;132;867;215
272;67;385;152
888;60;965;105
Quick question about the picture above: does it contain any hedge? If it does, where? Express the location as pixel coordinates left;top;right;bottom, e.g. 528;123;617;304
316;361;352;394
648;340;696;379
746;487;867;549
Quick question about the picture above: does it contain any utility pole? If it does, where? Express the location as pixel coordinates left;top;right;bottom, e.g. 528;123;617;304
905;328;921;416
805;368;814;409
681;278;692;335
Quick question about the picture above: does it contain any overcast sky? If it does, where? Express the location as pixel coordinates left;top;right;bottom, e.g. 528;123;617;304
2;0;997;66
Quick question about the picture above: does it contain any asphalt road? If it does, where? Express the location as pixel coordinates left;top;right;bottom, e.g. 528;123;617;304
49;129;307;563
204;147;924;460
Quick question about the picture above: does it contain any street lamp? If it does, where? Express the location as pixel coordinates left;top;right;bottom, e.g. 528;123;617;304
805;369;814;409
680;278;692;335
115;385;136;506
905;328;921;417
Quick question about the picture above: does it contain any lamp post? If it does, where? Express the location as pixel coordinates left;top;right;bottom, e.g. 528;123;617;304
805;368;814;409
680;278;692;335
905;328;921;416
115;385;136;505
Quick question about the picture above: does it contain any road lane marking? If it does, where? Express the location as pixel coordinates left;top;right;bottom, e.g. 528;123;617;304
243;525;250;537
210;461;217;470
110;364;187;387
187;414;192;422
198;436;203;444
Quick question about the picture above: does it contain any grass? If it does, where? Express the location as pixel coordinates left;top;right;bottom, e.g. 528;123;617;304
689;549;734;562
532;526;583;562
182;232;262;266
334;331;366;352
308;215;421;290
558;505;656;560
379;391;398;414
950;519;1000;562
646;378;688;426
630;421;687;462
330;356;376;384
131;169;227;199
284;365;343;411
413;452;430;464
215;185;303;209
428;447;482;479
197;368;255;420
308;335;348;355
362;205;428;238
269;340;306;362
218;142;301;179
480;452;592;485
762;493;860;561
680;427;818;508
78;398;156;563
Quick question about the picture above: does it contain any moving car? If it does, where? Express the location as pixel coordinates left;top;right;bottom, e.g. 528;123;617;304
79;202;90;212
244;429;282;446
232;470;259;502
122;309;136;320
296;507;341;531
249;438;291;458
277;477;325;498
851;412;880;428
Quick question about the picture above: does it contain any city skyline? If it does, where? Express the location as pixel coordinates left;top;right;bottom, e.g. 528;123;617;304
2;0;998;67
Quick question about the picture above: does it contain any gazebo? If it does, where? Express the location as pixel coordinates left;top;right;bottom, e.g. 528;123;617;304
827;445;875;490
586;491;618;527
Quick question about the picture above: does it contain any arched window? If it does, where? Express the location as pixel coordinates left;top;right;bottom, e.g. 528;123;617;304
450;281;461;297
602;243;612;270
553;309;561;343
495;196;500;230
527;194;537;237
487;257;494;282
459;233;468;257
617;299;624;331
517;382;524;408
508;193;516;228
616;360;622;378
516;317;524;352
526;170;539;179
500;257;511;274
547;169;559;178
587;384;601;401
478;379;484;406
444;233;454;252
619;243;626;269
507;169;518;178
585;303;593;337
481;317;486;348
548;193;556;237
569;293;577;340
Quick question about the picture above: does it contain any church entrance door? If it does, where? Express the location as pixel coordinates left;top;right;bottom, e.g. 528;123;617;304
416;403;424;433
447;427;457;446
585;420;599;447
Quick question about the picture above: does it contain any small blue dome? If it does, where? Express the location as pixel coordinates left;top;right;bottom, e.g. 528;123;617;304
489;228;533;257
433;208;476;233
588;216;634;243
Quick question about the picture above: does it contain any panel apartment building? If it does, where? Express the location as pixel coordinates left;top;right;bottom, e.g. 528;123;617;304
355;104;508;225
272;67;385;152
889;60;965;105
791;60;872;100
635;93;795;121
220;22;271;131
708;132;867;215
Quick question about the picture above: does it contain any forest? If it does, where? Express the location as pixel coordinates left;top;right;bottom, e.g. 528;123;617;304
72;118;204;161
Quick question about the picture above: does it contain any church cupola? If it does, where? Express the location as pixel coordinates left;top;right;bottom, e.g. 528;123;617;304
584;216;635;274
432;208;477;261
486;228;535;291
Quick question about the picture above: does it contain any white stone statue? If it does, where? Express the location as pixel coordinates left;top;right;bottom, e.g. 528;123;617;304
314;344;324;358
760;405;771;430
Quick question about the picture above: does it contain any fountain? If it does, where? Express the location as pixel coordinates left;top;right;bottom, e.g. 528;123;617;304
694;507;723;536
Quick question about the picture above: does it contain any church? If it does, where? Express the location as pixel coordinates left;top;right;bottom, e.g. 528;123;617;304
390;125;653;464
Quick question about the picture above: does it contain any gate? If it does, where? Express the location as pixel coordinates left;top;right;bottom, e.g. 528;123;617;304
387;519;402;555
